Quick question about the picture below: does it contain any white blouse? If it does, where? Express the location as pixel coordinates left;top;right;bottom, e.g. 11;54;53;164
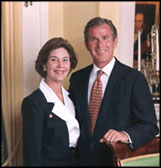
39;78;80;147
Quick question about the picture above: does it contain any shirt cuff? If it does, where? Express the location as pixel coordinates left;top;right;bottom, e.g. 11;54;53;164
122;131;132;144
122;131;134;150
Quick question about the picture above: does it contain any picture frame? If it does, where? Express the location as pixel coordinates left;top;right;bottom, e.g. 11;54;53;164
135;1;160;35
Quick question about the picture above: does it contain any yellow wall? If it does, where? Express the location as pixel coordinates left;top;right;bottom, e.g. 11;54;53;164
63;2;99;88
48;2;64;37
48;2;122;89
98;2;119;27
49;2;99;89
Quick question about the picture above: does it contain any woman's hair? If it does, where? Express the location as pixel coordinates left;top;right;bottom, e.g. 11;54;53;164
84;17;117;45
35;37;78;78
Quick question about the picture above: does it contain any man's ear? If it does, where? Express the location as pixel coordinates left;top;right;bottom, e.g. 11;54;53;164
114;37;118;49
85;41;89;51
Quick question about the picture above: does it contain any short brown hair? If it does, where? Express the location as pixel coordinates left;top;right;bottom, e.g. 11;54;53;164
84;17;117;45
35;37;78;78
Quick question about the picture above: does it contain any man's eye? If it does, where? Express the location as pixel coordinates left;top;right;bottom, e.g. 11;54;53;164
90;37;97;42
103;36;108;40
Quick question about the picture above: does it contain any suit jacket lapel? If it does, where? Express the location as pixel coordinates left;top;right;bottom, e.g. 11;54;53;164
93;59;123;139
79;65;93;137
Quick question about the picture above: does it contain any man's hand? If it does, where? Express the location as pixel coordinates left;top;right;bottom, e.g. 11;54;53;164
99;129;129;144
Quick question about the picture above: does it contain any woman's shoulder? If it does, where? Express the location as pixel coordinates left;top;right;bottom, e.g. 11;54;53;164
22;88;47;106
21;89;49;117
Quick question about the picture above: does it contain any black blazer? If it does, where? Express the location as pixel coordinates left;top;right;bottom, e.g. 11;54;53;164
69;58;159;166
22;89;76;166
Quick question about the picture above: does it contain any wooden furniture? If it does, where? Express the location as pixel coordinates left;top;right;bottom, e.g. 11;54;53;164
107;137;160;166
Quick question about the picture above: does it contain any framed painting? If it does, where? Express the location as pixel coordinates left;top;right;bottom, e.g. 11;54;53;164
134;1;160;100
135;1;160;35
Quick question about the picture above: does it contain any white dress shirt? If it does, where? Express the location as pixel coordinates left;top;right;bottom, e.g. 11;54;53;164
39;78;80;147
88;57;115;103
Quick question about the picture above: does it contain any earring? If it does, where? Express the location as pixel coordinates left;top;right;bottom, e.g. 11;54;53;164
43;66;46;71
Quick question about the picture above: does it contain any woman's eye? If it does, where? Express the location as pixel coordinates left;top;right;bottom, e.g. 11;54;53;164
51;58;56;61
63;58;70;62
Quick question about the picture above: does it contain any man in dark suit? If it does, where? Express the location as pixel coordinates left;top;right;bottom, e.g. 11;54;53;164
69;17;159;166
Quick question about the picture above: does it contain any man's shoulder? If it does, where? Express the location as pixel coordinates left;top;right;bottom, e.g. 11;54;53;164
115;59;143;78
72;64;93;76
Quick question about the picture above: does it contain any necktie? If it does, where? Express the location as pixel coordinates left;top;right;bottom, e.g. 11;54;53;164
89;70;103;135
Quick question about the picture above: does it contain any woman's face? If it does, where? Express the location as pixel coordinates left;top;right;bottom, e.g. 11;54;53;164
43;47;71;84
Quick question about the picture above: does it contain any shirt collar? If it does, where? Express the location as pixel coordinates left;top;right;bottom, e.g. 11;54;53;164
39;78;69;103
92;57;116;77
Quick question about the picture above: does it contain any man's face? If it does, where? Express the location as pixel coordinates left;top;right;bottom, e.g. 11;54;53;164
86;23;118;69
135;13;144;33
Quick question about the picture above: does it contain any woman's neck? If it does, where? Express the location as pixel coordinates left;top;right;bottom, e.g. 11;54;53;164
45;80;65;104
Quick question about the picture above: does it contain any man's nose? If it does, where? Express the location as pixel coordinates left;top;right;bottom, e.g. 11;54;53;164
97;39;104;48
